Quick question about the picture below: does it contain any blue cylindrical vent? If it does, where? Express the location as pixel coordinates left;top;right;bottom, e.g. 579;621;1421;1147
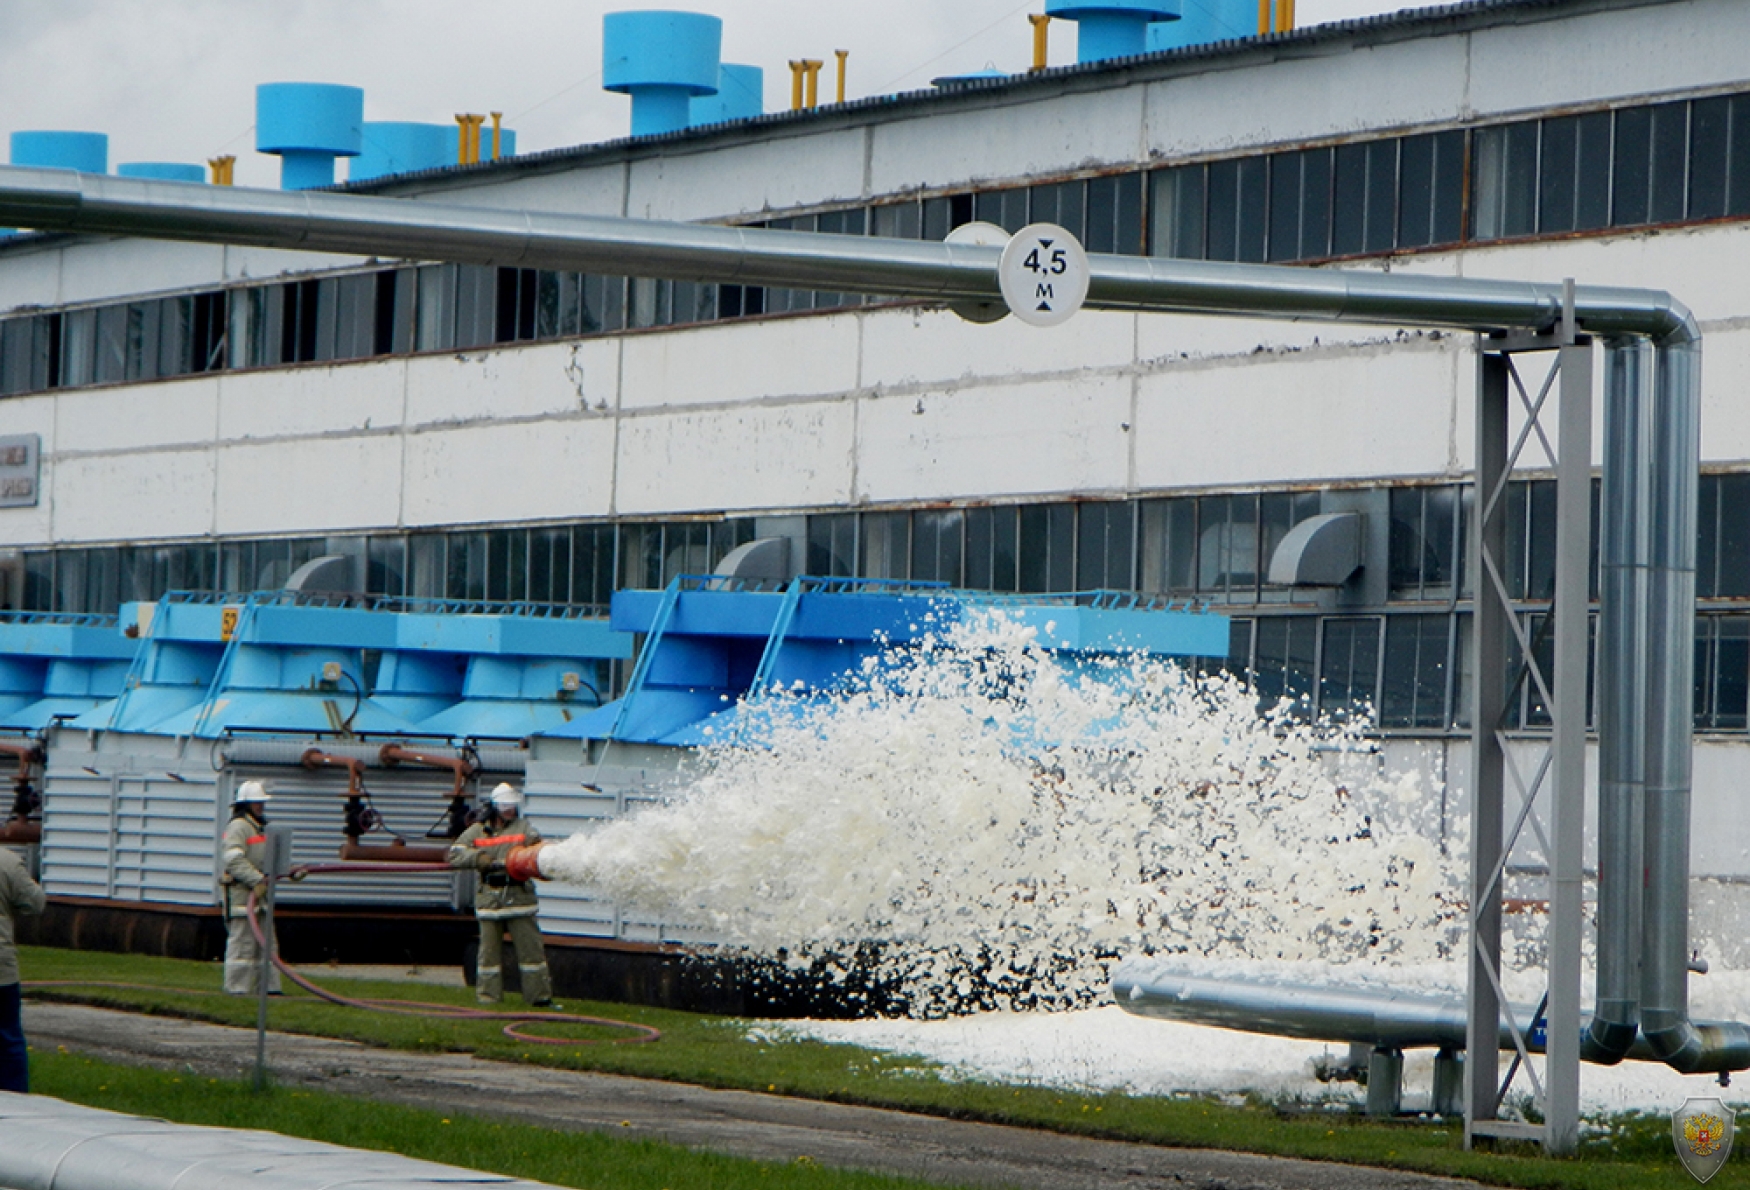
256;82;365;189
10;131;109;174
691;63;764;126
1047;0;1182;62
117;162;207;183
351;122;455;181
603;10;722;137
1147;0;1252;49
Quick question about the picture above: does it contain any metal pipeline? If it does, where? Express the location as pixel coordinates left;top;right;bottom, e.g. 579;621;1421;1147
338;838;451;863
0;166;1701;347
300;747;365;798
222;738;526;773
378;742;475;798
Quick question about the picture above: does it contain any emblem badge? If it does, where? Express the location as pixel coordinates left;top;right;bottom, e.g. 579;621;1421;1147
1673;1097;1735;1183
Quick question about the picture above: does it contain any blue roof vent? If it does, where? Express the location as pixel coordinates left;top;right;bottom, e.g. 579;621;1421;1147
1046;0;1182;63
603;10;723;137
10;131;108;174
256;82;365;190
117;163;207;183
691;63;764;126
1146;0;1254;50
351;122;454;181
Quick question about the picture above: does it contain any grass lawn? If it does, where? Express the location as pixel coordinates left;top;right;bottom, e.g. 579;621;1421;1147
18;944;1746;1190
30;1049;942;1190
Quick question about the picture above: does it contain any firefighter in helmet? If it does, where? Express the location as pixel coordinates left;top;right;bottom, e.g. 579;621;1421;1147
448;783;553;1006
217;779;282;995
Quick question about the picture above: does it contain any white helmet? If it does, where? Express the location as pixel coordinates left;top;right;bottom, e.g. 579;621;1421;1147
233;779;271;804
489;783;521;813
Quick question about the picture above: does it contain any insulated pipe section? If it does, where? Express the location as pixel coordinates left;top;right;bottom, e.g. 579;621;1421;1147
0;167;1700;346
1587;338;1653;1065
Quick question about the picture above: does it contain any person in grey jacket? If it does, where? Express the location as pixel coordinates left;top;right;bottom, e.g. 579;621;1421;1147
447;783;553;1006
216;780;282;996
1;845;46;1093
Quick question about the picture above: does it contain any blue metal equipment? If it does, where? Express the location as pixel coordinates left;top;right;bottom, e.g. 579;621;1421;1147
1146;0;1257;50
115;163;206;183
603;10;723;138
1046;0;1183;63
9;131;108;174
256;82;364;190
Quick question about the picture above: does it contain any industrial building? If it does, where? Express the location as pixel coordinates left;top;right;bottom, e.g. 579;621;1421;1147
1;0;1748;998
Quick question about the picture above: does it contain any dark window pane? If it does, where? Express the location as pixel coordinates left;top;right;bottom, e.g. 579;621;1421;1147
1115;172;1144;255
1526;479;1557;601
1691;97;1730;220
1423;485;1456;592
1576;112;1613;231
1730;94;1750;217
1473;122;1537;239
873;201;922;239
1235;157;1268;263
1389;487;1425;595
1319;617;1381;721
1150;166;1205;259
1332;143;1367;255
1205;159;1239;262
1077;502;1134;590
1269;152;1302;262
1364;140;1397;253
1539;116;1579;234
806;513;857;578
1614;106;1653;226
1140;498;1197;595
1717;617;1750;730
1086;175;1118;254
1650;101;1689;223
1381;614;1450;728
1698;474;1721;599
1302;146;1333;258
1398;133;1437;247
1718;473;1750;597
860;511;910;581
1254;616;1316;713
1432;130;1465;244
910;510;964;584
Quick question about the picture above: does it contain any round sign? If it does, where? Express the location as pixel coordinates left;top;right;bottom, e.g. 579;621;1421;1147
998;222;1090;328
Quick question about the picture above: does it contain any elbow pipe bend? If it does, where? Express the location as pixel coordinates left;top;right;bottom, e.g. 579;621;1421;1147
1582;1015;1639;1066
1642;1014;1750;1075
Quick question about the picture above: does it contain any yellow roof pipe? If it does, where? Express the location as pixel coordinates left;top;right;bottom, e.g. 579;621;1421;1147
1259;0;1295;34
207;155;235;186
835;49;849;104
1030;14;1052;72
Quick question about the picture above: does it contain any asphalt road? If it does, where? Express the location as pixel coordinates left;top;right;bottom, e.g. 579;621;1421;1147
24;1002;1488;1190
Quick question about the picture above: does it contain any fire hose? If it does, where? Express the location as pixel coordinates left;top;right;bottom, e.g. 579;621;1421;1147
27;847;661;1049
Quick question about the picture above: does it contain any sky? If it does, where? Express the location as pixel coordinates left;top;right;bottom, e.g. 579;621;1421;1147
2;1;1419;189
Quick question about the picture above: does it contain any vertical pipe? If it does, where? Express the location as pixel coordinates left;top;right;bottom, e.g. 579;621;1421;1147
1464;349;1509;1145
1031;14;1052;71
789;61;805;111
804;61;823;109
1640;338;1704;1067
1258;0;1271;35
1545;332;1593;1155
1586;337;1652;1063
835;50;849;103
490;112;503;161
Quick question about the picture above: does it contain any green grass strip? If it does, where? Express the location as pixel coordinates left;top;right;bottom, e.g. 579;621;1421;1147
18;945;1747;1190
30;1049;938;1190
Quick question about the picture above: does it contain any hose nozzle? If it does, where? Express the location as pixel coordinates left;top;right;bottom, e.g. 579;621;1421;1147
503;843;547;884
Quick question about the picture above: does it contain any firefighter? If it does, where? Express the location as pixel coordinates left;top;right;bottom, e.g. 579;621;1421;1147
0;844;45;1093
217;780;282;996
448;783;553;1006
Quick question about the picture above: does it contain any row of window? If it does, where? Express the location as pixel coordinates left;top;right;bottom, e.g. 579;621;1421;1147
4;89;1750;397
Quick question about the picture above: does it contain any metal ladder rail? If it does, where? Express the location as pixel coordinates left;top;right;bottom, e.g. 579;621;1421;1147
607;577;685;741
747;577;806;697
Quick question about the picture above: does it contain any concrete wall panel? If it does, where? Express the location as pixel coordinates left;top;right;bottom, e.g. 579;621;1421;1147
625;130;869;221
403;418;615;527
214;436;401;536
52;449;216;542
218;361;406;441
856;373;1131;504
870;87;1145;196
1134;341;1463;489
615;403;855;515
619;315;860;411
861;305;1136;390
405;338;616;427
54;376;218;454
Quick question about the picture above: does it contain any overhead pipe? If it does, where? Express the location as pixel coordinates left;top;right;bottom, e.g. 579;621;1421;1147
0;164;1723;1069
221;738;525;772
0;167;1702;345
299;747;366;798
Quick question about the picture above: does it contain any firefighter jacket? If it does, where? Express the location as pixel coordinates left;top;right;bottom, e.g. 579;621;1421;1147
448;814;542;920
0;847;45;986
217;810;269;916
